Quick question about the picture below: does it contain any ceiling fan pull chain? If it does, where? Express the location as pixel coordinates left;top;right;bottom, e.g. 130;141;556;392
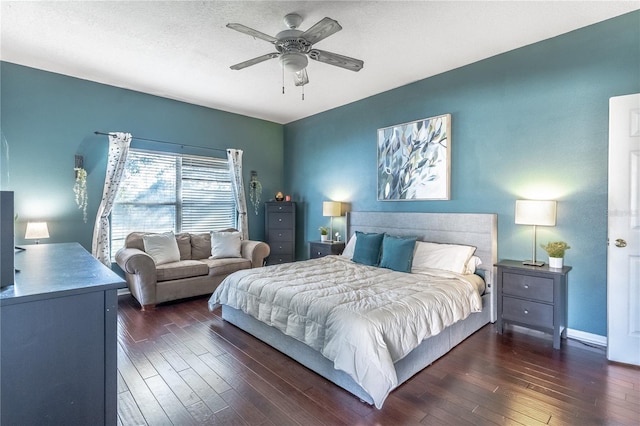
301;84;304;101
282;62;285;94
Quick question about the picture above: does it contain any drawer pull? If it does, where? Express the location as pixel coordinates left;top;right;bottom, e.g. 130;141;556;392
524;284;529;289
524;309;529;314
278;233;283;237
278;218;282;222
317;251;322;256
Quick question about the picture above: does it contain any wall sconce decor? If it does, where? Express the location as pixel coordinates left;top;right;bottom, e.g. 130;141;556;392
322;201;342;242
515;199;557;266
25;221;50;244
73;155;88;223
248;170;262;215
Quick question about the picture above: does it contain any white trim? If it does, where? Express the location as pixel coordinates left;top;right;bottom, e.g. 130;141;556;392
567;328;607;347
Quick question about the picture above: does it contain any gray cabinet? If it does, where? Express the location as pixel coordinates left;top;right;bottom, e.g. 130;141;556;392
265;201;296;265
496;260;571;349
309;241;345;259
0;243;124;425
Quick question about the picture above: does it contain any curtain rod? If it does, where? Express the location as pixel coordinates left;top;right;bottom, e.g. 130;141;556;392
93;131;227;154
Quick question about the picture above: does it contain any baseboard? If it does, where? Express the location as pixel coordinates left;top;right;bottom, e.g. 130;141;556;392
566;328;607;347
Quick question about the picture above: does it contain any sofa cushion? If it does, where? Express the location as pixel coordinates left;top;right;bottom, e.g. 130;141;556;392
156;260;209;282
175;233;192;260
210;231;242;259
143;232;181;265
191;233;212;260
201;257;251;276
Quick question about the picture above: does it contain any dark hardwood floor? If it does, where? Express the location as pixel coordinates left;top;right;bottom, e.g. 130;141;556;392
116;293;640;425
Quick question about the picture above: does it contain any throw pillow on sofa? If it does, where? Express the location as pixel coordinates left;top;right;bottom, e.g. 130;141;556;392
143;231;181;265
210;231;242;259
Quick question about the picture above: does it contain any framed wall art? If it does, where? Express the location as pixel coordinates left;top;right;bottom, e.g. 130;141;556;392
377;113;451;201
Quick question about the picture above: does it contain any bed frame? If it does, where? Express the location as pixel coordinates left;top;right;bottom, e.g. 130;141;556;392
221;211;498;405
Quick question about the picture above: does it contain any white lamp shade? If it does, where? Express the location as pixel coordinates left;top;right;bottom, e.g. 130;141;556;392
279;52;308;72
515;200;557;226
322;201;342;217
25;221;50;239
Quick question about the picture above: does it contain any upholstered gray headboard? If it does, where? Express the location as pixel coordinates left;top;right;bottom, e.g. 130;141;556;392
346;211;498;320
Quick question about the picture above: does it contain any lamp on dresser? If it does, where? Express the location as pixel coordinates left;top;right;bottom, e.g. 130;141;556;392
25;221;50;244
515;200;556;266
322;201;342;242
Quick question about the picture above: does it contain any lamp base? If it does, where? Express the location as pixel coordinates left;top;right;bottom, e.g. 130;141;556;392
522;260;545;267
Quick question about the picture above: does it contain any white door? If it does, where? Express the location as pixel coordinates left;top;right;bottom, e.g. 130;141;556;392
607;93;640;365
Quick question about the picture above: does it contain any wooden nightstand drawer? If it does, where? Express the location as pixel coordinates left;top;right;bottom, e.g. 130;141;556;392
502;296;553;329
502;272;553;303
309;241;345;259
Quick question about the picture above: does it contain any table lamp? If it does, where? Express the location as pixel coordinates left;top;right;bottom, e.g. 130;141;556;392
25;221;50;244
322;201;342;242
515;200;556;266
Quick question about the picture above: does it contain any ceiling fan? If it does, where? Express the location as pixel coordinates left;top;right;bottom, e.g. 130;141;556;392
227;13;364;88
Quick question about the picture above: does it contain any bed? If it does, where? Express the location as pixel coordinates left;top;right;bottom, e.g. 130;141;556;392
208;211;497;408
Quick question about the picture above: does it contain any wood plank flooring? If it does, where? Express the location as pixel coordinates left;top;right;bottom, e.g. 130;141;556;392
116;294;640;425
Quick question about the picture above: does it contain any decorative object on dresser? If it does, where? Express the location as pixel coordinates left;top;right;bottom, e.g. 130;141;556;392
319;226;329;242
265;201;296;265
514;199;557;266
309;240;345;259
377;114;451;201
496;260;571;350
540;241;570;268
24;221;49;244
322;200;342;241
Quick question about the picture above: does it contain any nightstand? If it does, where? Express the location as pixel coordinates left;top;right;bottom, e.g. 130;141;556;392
496;260;571;349
309;241;345;259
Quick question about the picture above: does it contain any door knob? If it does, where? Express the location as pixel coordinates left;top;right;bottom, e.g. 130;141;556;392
615;238;627;248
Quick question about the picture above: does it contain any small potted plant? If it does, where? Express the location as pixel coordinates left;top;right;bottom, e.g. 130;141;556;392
319;226;329;242
540;241;570;268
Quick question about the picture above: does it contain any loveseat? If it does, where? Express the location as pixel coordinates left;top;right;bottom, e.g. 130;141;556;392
115;230;270;310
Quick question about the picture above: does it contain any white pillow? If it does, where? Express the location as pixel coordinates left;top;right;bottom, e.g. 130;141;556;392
143;232;180;265
341;234;357;260
210;231;242;259
411;241;476;274
464;256;483;274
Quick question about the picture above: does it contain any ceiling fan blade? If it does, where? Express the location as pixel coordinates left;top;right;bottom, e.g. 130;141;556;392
226;23;277;43
230;53;279;70
308;49;364;72
294;69;309;87
300;17;342;45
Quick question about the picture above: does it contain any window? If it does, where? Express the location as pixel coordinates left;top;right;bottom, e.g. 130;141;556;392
111;149;235;258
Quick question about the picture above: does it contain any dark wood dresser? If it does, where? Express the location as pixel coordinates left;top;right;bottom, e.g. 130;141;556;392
0;243;124;425
265;201;296;265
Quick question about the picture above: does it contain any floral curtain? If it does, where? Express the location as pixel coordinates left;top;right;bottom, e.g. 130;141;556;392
92;132;131;267
227;149;249;240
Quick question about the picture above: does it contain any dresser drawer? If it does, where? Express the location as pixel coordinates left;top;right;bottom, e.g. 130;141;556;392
502;296;553;328
310;244;332;259
269;241;294;255
502;272;553;303
266;203;294;213
268;254;294;264
268;229;294;242
268;213;294;229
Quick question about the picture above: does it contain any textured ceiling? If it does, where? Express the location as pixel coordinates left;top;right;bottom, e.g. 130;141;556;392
1;1;638;124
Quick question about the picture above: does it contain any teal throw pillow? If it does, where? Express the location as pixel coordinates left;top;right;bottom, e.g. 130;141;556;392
379;234;417;273
351;231;385;266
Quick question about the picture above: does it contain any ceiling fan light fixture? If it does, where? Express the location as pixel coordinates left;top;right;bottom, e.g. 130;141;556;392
279;52;308;72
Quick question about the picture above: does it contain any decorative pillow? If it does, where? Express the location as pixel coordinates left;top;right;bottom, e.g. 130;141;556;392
191;233;211;260
411;241;476;274
464;256;483;274
210;231;242;259
341;234;357;260
379;234;417;273
351;231;385;266
143;232;181;265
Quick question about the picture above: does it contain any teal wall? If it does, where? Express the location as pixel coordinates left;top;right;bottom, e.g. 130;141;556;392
283;11;640;336
0;62;284;248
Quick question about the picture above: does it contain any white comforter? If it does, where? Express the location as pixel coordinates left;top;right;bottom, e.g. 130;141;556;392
208;255;482;408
